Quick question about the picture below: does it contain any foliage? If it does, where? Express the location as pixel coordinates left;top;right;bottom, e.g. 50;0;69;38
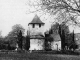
5;24;25;48
24;36;30;51
49;22;77;50
45;31;53;51
17;30;23;50
49;23;59;34
12;24;25;35
45;37;53;51
68;31;78;50
49;22;69;34
48;23;67;50
0;40;16;50
0;33;9;50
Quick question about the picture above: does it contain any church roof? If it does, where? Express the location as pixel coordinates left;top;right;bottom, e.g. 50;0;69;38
30;35;45;39
50;34;61;41
29;15;45;24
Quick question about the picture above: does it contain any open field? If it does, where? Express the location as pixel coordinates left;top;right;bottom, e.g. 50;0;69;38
0;51;80;60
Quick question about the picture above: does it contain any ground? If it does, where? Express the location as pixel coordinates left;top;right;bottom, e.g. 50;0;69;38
0;51;80;60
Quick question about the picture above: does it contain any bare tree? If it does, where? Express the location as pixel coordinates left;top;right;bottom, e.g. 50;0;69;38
27;0;80;25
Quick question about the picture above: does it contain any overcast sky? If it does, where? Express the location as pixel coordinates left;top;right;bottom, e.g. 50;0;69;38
0;0;52;37
0;0;80;37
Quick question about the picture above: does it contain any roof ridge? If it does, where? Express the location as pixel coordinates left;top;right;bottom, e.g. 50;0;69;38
29;14;45;24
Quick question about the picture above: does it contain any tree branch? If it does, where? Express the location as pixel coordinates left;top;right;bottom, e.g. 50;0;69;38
61;0;80;13
73;0;79;8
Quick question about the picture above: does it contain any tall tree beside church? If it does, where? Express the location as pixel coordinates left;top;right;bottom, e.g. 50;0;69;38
58;25;65;50
69;30;78;50
25;36;30;50
62;29;65;50
73;30;75;42
17;30;23;50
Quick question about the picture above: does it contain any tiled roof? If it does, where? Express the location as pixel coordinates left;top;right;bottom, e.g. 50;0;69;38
30;35;45;39
50;34;61;41
29;15;45;24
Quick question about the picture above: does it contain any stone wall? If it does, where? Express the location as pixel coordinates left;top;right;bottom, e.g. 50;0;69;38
29;39;45;50
51;41;61;50
28;24;45;36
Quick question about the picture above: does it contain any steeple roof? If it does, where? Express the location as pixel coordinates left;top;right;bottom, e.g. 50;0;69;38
29;15;45;24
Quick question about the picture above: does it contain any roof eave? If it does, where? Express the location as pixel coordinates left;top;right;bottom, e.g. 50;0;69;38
29;23;45;24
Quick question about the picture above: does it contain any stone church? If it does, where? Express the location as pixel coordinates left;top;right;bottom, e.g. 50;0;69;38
27;14;61;50
27;15;45;50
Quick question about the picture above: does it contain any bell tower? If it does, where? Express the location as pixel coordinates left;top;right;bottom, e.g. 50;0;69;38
28;14;45;36
27;14;45;50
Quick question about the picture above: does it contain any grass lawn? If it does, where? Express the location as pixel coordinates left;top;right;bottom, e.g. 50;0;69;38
0;51;80;60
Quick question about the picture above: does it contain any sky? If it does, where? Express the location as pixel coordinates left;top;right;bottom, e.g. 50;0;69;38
0;0;80;37
0;0;33;36
0;0;52;37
